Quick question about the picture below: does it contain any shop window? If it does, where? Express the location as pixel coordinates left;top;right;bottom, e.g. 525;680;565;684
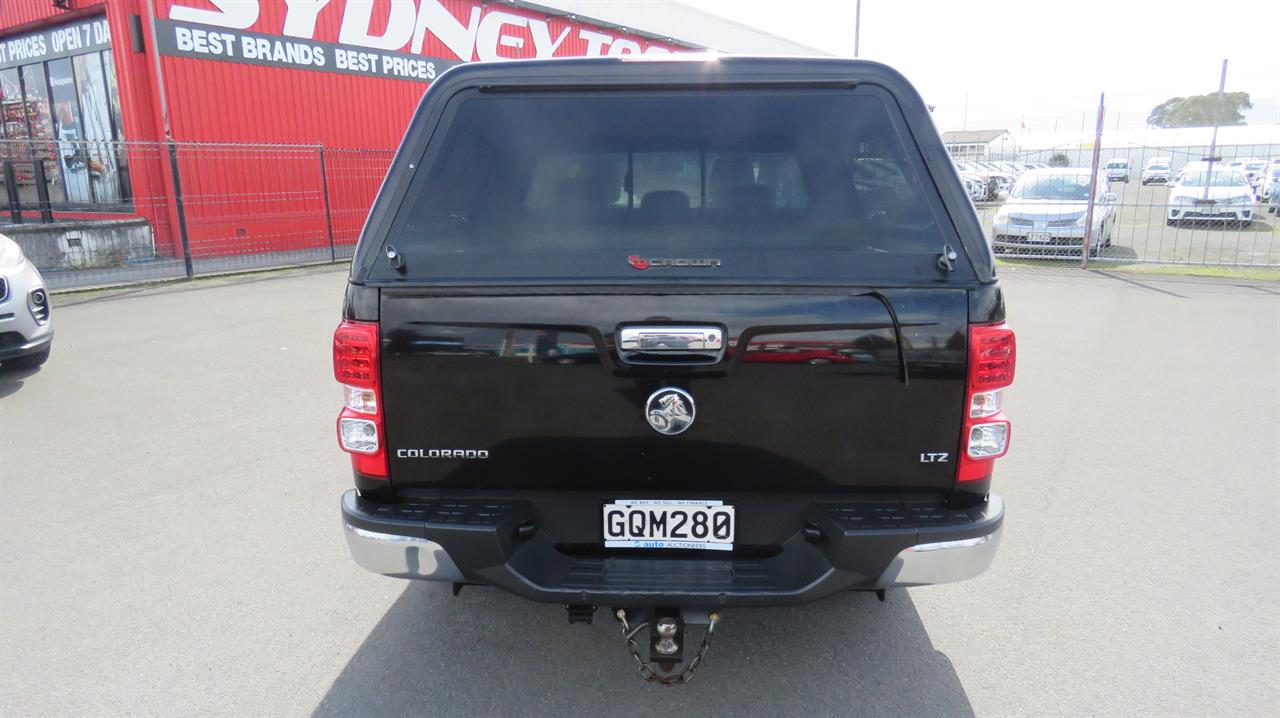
1;68;23;207
73;53;123;203
100;51;129;203
19;63;64;205
1;19;128;213
48;57;94;204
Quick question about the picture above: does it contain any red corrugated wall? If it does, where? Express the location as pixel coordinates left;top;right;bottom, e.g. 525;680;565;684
0;0;92;30
3;1;688;260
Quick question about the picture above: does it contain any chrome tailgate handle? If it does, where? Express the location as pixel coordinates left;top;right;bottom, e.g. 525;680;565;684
617;326;725;364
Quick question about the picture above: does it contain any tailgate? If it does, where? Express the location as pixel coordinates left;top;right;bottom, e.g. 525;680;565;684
379;290;967;493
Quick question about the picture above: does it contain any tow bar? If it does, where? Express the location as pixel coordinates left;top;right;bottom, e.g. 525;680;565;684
614;608;720;686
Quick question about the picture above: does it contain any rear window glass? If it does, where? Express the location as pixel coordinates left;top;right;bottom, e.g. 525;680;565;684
374;88;965;283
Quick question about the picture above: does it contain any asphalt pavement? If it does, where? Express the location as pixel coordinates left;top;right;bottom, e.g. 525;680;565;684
1;265;1277;716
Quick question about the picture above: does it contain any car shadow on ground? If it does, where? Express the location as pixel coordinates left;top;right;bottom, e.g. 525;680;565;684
0;365;40;398
312;583;973;717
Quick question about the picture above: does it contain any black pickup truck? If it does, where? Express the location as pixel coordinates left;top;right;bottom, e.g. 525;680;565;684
335;56;1013;681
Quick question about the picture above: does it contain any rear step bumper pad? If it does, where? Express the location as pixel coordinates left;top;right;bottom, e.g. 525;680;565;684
340;490;1004;605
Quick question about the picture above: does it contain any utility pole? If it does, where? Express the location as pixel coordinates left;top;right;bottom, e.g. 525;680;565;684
854;0;862;57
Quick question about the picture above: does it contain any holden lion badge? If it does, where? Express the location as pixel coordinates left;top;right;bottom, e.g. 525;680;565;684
645;388;696;436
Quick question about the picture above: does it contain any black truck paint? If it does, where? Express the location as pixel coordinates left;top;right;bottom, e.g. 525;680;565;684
338;57;1008;609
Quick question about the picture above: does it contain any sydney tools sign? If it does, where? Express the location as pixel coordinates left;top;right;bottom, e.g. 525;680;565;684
155;0;681;83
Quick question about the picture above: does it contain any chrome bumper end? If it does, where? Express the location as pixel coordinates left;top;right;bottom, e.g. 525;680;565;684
876;495;1004;588
343;522;465;582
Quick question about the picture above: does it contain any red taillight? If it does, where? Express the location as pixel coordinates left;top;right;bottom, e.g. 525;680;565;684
958;323;1015;483
334;322;379;388
970;324;1016;391
334;320;387;479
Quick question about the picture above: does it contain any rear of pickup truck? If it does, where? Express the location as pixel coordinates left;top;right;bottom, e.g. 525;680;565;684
336;57;1011;610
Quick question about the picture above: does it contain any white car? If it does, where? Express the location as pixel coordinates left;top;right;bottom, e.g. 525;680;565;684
959;173;988;202
1104;158;1131;182
1261;165;1280;212
973;162;1012;196
0;234;53;370
992;168;1117;257
1238;159;1269;195
1141;158;1172;185
1166;163;1255;225
955;162;999;201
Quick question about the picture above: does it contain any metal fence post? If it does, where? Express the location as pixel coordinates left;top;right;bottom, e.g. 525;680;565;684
1081;92;1105;270
1201;60;1228;190
318;146;336;262
31;157;53;223
3;160;21;224
167;141;195;279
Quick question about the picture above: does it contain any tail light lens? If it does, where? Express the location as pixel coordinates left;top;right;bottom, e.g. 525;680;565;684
334;320;387;478
958;323;1015;483
334;322;378;387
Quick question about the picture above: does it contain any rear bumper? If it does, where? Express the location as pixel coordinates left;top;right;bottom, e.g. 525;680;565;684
340;490;1004;606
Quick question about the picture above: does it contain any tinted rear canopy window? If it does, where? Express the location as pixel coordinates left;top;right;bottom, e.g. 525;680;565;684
372;86;967;283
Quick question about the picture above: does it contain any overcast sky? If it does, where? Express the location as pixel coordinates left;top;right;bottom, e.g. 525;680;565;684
680;0;1277;134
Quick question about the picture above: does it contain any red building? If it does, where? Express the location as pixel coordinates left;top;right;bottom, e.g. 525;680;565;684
0;1;691;266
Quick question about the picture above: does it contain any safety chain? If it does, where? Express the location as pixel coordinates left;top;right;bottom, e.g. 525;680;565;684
615;609;720;687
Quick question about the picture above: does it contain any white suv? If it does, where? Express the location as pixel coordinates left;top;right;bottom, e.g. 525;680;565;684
0;234;53;370
1141;158;1172;185
1104;159;1131;182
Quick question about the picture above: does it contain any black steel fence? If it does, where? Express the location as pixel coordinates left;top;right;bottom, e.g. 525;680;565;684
0;139;393;290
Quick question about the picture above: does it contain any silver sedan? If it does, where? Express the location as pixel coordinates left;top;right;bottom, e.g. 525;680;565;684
992;169;1117;257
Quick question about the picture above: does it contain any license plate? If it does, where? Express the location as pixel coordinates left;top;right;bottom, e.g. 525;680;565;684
1028;231;1051;243
1193;199;1215;206
603;500;735;551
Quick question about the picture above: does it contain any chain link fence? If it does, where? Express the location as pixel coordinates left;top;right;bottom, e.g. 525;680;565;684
954;134;1279;269
0;139;392;290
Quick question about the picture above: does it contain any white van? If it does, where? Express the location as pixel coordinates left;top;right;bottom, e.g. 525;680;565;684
1104;158;1131;183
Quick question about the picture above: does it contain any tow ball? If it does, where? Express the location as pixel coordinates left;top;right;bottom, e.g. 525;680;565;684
614;608;721;686
652;614;684;671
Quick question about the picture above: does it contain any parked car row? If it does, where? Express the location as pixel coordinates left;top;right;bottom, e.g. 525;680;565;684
954;160;1047;202
980;161;1276;259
